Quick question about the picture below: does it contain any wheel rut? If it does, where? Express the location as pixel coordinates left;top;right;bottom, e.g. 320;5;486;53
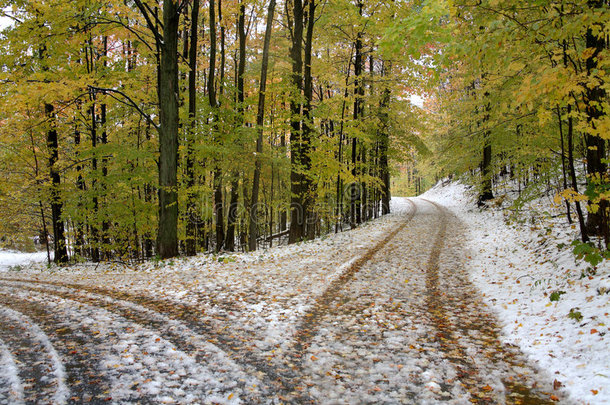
0;292;110;404
276;200;418;402
0;199;564;403
293;201;418;353
0;279;279;402
421;198;556;404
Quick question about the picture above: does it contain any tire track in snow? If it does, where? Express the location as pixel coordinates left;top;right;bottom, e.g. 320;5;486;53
0;290;112;404
287;199;443;403
421;199;557;404
0;302;69;404
275;200;418;402
0;279;284;402
293;200;417;352
0;284;261;403
0;336;25;405
0;203;419;403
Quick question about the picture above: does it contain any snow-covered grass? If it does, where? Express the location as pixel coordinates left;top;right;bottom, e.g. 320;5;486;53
422;180;610;404
0;250;49;272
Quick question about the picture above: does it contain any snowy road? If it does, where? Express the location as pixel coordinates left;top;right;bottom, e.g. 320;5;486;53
0;198;564;404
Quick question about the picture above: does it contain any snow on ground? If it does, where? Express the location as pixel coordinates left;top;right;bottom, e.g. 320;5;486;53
0;337;24;405
8;199;415;352
0;199;419;403
2;284;260;404
0;250;49;272
0;187;606;403
0;306;68;404
422;180;610;405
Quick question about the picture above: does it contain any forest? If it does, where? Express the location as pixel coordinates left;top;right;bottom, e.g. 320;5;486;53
0;0;607;263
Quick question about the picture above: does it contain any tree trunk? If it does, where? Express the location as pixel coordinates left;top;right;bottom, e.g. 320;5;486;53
226;1;247;251
133;0;181;258
556;105;572;224
89;97;100;262
351;0;364;227
73;106;86;257
335;48;353;232
583;0;608;243
567;104;589;242
288;0;308;244
249;0;276;251
156;1;180;259
478;94;493;204
280;130;288;232
225;177;239;251
185;0;201;256
100;37;111;258
478;141;493;204
207;0;225;252
46;103;68;264
379;62;391;215
303;0;316;240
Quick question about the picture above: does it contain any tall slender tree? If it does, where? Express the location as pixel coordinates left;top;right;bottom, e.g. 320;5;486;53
287;0;309;244
185;0;201;256
45;103;69;263
249;0;277;252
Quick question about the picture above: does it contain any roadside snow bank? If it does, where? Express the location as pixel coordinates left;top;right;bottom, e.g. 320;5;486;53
0;250;49;272
422;181;610;405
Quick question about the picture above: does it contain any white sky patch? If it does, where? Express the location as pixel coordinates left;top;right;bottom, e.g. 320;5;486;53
0;7;15;31
409;94;424;108
0;16;11;29
0;337;25;405
0;306;69;404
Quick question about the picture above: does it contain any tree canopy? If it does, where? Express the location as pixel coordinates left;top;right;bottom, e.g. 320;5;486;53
0;0;607;262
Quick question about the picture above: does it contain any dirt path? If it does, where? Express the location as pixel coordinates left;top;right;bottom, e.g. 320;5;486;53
0;199;564;404
273;198;560;404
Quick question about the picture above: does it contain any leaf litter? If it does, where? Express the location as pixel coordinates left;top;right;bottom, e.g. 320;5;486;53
0;193;592;403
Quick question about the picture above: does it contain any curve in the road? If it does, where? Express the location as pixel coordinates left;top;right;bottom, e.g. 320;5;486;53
0;199;563;404
0;303;69;404
0;280;267;403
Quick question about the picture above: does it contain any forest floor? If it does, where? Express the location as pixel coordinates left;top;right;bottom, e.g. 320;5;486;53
0;184;607;404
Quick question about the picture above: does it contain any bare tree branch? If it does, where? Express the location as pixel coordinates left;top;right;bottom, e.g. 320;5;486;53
0;11;23;25
88;85;159;131
84;17;155;52
132;0;163;46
